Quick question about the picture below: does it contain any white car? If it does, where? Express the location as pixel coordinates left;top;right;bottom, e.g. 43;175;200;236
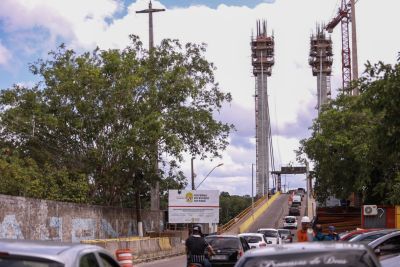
283;216;298;229
257;228;281;245
238;233;269;249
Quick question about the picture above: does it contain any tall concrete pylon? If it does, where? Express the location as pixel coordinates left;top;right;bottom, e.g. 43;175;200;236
251;20;274;197
309;25;333;113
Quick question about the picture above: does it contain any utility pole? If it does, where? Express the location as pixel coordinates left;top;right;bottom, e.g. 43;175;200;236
191;157;195;190
350;0;359;95
136;1;165;212
136;1;165;50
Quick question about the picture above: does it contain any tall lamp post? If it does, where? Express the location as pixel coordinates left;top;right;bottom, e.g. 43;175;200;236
195;163;224;190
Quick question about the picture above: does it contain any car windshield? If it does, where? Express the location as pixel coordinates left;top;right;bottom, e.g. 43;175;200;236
205;237;239;250
359;233;387;243
242;236;262;243
278;230;291;237
259;230;278;237
0;256;64;267
285;217;296;223
240;251;374;267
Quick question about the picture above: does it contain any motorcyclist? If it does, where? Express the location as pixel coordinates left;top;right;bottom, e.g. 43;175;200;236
185;225;214;267
297;216;313;242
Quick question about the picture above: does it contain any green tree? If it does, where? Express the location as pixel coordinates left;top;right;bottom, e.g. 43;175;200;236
298;57;400;205
0;36;233;205
219;192;252;225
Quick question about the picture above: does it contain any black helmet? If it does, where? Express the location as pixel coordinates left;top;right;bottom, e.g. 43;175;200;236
193;224;202;233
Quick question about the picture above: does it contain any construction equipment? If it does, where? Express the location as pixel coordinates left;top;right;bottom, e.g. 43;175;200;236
325;0;358;94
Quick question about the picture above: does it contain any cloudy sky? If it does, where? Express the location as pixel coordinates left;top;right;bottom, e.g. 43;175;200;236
0;0;399;196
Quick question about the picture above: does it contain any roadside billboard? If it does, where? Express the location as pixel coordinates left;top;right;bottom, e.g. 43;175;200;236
168;190;219;223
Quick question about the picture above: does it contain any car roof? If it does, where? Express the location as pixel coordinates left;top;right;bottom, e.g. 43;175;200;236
238;233;264;237
206;234;239;238
257;228;277;231
0;239;108;263
284;216;296;218
243;242;371;257
354;229;398;238
369;230;400;248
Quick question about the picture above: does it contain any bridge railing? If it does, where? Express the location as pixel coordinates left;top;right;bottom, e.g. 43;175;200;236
219;194;268;233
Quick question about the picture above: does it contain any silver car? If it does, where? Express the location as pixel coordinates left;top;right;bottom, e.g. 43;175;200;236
234;242;382;267
0;239;121;267
349;229;398;244
368;230;400;260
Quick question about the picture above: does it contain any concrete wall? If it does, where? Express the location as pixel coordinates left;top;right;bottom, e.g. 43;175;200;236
0;194;164;242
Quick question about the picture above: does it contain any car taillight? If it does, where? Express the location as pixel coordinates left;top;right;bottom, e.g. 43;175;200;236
237;249;244;259
259;243;267;247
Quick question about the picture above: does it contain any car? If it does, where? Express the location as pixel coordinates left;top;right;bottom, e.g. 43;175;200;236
282;216;298;229
292;195;302;205
277;229;293;243
368;230;400;260
0;239;122;267
380;254;400;267
349;229;398;244
205;235;250;267
289;205;300;216
297;188;306;194
234;242;382;267
238;233;269;249
256;228;281;244
340;228;382;241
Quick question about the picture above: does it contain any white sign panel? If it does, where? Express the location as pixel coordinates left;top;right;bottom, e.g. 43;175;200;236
168;190;219;223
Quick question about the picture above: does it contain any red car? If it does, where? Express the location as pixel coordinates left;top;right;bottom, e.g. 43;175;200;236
340;228;382;241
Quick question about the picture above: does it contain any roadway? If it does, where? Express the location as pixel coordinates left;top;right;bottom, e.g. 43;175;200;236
137;193;304;266
136;255;186;267
246;193;289;231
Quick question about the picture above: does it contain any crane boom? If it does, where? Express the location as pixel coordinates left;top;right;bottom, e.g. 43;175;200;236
325;0;352;90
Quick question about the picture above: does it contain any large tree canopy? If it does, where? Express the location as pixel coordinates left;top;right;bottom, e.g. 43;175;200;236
0;36;234;205
298;56;400;205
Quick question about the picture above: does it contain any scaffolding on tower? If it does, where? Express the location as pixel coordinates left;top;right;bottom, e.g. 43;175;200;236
309;24;333;113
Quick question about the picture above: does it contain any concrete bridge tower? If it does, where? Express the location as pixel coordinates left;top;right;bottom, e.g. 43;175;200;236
251;20;274;197
309;25;333;113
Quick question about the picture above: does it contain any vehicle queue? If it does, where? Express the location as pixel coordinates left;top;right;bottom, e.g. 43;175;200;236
184;189;400;267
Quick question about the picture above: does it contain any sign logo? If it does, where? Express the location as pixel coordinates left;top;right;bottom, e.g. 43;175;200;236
186;192;193;202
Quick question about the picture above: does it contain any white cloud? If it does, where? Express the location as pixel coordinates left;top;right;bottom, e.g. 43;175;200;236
0;43;11;66
1;0;400;195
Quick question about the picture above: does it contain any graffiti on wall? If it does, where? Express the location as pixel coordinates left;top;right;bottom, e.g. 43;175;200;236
0;214;139;242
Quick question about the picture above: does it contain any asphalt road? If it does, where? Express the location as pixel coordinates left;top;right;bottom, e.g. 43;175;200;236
247;193;290;232
136;255;186;267
136;193;306;266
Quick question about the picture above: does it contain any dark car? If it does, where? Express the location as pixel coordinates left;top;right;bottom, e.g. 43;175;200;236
0;239;121;267
289;204;300;216
205;235;250;267
234;242;382;267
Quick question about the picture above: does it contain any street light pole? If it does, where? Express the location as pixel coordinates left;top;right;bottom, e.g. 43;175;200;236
195;163;224;190
191;157;195;190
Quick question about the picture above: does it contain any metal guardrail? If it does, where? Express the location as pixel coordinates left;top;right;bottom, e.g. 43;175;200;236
219;195;268;233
